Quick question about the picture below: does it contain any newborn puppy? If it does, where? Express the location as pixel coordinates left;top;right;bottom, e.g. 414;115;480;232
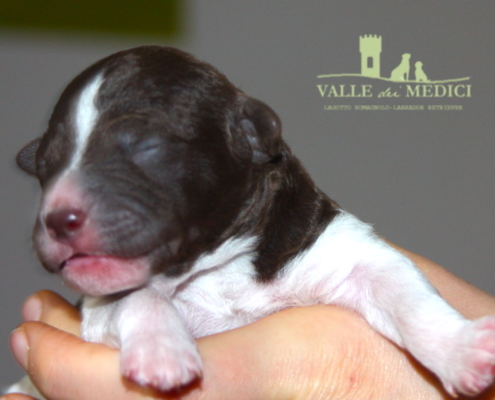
9;46;495;397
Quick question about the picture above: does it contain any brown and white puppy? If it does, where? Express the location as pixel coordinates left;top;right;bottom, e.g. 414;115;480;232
8;46;495;397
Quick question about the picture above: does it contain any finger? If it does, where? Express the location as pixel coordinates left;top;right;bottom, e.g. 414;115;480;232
12;319;240;400
11;322;165;400
22;290;81;336
0;394;37;400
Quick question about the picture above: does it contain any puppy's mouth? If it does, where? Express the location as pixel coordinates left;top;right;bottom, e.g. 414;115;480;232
60;253;88;270
59;253;151;296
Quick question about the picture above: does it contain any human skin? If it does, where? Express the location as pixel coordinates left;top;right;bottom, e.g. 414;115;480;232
3;244;495;400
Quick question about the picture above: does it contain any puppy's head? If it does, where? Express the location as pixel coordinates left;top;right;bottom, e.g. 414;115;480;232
17;46;282;296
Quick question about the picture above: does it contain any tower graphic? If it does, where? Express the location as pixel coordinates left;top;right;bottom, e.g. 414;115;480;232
318;35;470;84
359;35;382;78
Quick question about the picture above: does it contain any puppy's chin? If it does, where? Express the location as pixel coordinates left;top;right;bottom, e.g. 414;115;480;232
60;255;151;296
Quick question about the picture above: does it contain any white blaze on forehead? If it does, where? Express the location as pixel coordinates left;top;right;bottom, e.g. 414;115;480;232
69;73;105;170
40;74;104;220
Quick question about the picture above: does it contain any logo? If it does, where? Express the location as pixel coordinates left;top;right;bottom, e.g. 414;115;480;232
317;35;472;111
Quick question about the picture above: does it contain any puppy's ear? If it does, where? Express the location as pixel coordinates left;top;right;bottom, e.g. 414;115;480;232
16;138;41;176
235;96;282;163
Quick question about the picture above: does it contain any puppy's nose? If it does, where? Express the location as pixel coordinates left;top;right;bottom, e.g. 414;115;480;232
45;208;86;242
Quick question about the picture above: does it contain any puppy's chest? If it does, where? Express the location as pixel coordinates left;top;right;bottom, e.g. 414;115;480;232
172;261;284;338
160;216;367;338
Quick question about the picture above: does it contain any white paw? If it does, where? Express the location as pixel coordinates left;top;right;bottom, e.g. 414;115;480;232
442;316;495;397
121;335;203;392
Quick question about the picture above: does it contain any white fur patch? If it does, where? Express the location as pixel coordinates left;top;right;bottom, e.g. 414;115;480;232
173;212;465;350
69;73;104;171
151;235;259;297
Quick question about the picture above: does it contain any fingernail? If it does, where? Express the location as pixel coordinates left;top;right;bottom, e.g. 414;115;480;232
22;295;42;322
10;328;29;370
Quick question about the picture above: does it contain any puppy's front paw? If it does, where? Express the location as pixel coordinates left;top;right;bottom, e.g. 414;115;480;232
121;335;203;392
442;316;495;397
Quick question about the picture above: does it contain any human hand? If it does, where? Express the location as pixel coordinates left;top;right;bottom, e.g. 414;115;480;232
2;291;447;400
3;248;495;400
